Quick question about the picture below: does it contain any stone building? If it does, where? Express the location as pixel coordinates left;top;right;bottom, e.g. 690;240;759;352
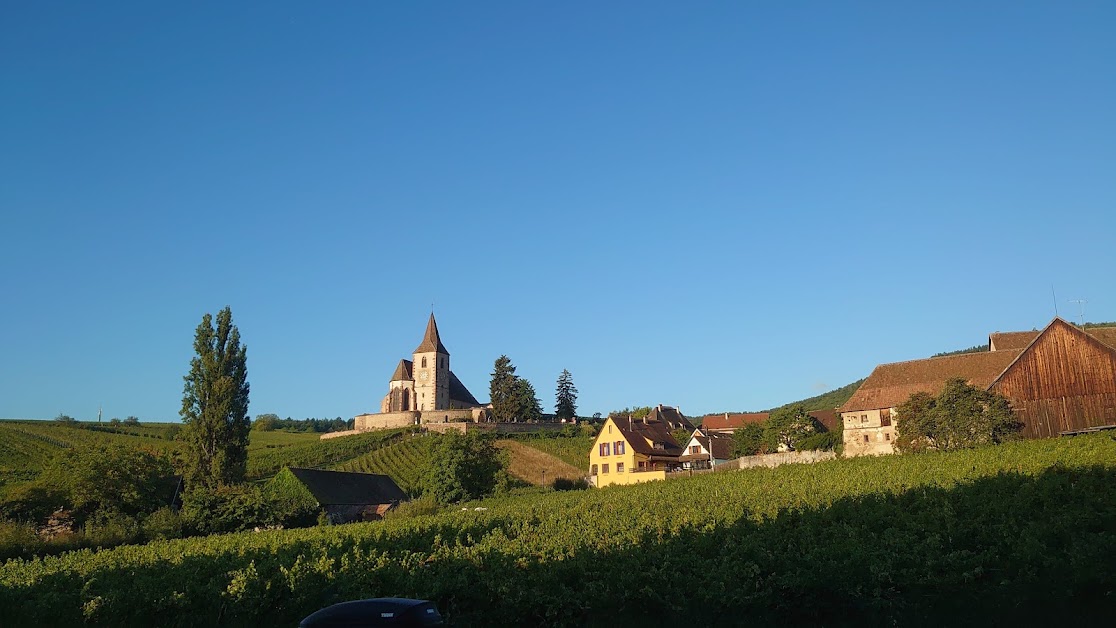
840;318;1116;456
352;314;487;431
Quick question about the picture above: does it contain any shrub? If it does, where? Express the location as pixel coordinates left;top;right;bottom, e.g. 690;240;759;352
142;507;183;541
382;496;444;521
181;485;273;535
0;519;42;561
552;477;589;491
84;509;140;547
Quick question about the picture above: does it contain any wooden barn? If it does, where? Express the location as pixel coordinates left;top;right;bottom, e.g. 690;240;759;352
840;318;1116;456
273;467;408;524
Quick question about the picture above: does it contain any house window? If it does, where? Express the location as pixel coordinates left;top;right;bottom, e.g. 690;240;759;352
617;463;625;473
880;408;892;426
608;425;612;433
591;464;598;475
600;442;610;457
602;464;609;474
884;432;891;441
638;461;647;470
861;414;868;423
615;441;625;455
690;445;701;454
863;435;869;443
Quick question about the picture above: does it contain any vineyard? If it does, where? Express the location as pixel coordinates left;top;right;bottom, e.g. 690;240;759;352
246;428;417;479
334;436;433;494
3;433;1114;626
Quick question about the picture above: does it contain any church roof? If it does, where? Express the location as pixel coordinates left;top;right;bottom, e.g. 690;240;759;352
413;313;449;355
448;371;480;406
390;359;413;382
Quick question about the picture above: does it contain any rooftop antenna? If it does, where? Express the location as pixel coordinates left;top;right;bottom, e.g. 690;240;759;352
1067;299;1087;327
1051;286;1059;318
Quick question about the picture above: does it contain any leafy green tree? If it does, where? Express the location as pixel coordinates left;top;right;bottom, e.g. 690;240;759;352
252;414;280;431
608;406;653;420
40;443;174;520
490;355;519;422
124;416;140;425
180;306;250;489
422;431;506;503
731;423;771;457
513;378;542;422
555;369;578;421
895;378;1021;453
764;404;818;451
54;414;76;425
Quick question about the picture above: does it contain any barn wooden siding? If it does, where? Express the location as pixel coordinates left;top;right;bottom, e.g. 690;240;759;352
991;320;1116;438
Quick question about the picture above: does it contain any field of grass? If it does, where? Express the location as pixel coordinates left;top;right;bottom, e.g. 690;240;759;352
496;440;584;485
509;434;594;471
4;434;1114;626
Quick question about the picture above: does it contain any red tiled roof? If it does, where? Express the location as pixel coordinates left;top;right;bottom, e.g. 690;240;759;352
989;331;1039;351
701;412;768;430
839;350;1022;413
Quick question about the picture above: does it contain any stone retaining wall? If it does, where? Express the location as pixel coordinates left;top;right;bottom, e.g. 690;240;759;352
715;450;836;471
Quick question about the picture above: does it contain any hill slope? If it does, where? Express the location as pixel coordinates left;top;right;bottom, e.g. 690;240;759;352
4;434;1114;625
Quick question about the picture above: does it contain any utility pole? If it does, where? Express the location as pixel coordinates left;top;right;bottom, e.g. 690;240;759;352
1067;299;1088;327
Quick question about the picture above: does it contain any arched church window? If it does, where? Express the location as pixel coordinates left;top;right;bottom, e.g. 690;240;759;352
421;357;427;368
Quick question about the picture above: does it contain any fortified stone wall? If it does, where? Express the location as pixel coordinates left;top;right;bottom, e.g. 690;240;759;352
715;450;836;471
355;412;421;430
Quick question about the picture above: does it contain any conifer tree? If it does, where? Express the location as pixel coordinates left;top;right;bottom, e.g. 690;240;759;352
514;378;543;422
180;307;250;488
490;355;518;422
555;369;578;421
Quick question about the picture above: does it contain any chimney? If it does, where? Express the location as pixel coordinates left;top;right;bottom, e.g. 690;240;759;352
642;416;648;425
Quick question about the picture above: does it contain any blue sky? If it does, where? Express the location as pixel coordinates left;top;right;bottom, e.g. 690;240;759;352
2;2;1114;422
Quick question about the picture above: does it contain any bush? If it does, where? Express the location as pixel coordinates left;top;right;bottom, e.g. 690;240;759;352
84;509;140;547
0;481;65;525
142;507;183;541
797;430;841;452
0;519;42;561
422;431;505;503
181;485;273;535
552;477;589;491
382;496;444;521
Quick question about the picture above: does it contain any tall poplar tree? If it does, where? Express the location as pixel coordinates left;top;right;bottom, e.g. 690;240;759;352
555;369;578;421
180;307;250;488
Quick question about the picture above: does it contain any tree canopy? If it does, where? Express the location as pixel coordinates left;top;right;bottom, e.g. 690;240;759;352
489;356;542;422
421;431;505;503
180;307;250;488
764;404;818;451
895;378;1021;453
41;443;174;520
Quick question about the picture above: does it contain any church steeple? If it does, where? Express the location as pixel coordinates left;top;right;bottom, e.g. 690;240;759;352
413;312;449;355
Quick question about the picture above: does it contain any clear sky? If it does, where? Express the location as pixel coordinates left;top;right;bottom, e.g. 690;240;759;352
2;2;1114;422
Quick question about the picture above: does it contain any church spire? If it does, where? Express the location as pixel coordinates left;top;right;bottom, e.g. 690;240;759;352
413;312;449;355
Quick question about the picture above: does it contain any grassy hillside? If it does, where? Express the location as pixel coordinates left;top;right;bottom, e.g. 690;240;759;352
496;440;584;485
3;433;1113;625
769;379;865;412
508;435;594;471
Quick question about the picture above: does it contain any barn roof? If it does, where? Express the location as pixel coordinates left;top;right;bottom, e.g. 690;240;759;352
839;350;1022;413
287;468;408;506
989;331;1039;351
1085;326;1116;350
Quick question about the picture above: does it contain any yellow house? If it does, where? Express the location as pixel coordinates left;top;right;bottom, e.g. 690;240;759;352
589;415;685;487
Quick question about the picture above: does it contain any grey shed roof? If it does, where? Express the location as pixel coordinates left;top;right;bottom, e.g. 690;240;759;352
287;468;408;506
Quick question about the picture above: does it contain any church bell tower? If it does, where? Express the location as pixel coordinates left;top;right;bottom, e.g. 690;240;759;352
412;313;450;411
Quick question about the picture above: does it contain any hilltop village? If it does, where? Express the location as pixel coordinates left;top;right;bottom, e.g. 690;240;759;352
334;314;1116;488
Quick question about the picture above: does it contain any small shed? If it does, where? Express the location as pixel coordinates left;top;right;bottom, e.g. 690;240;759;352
275;467;408;524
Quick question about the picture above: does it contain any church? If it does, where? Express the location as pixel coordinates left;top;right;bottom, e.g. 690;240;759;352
380;313;481;412
352;314;487;431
